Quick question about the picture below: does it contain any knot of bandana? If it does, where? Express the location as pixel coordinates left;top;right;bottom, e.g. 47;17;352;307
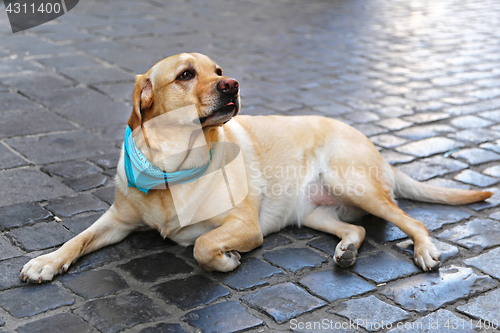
123;126;212;194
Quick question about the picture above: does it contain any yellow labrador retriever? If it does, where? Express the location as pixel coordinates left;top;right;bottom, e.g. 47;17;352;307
21;53;492;283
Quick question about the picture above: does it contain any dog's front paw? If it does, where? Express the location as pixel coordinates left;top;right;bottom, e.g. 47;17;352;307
20;254;69;283
334;243;358;268
414;240;441;271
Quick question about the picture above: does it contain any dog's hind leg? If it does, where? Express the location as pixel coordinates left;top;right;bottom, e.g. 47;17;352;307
20;203;139;283
303;206;365;267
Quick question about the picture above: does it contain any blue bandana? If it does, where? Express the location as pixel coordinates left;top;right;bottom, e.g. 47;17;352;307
124;126;212;194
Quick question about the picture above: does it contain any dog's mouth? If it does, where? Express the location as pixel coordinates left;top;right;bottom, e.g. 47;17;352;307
199;100;238;126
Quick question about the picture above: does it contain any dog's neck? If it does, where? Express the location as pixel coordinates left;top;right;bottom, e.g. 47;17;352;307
134;125;223;173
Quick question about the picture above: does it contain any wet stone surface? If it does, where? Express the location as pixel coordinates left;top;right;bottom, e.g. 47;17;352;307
241;282;326;324
262;248;328;273
1;0;500;331
0;202;51;230
329;295;410;332
0;284;75;318
351;251;421;284
299;268;376;302
215;257;282;291
152;275;230;310
465;247;500;279
183;301;263;333
386;309;479;333
119;252;193;283
60;269;129;299
380;266;496;313
437;219;500;252
456;288;500;325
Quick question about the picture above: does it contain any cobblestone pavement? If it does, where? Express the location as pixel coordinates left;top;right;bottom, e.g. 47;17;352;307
1;0;500;332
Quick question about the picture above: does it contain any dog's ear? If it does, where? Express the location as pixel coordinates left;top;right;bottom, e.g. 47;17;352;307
128;74;153;130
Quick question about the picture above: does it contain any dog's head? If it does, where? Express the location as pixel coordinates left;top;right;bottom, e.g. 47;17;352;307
128;53;240;131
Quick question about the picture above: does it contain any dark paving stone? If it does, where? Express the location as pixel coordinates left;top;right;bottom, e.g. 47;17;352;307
466;247;500;279
454;170;498;187
75;291;168;333
394;239;459;262
307;234;376;257
396;156;468;181
183;301;263;333
120;230;175;253
0;59;41;75
88;153;120;169
380;150;415;164
95;82;134;103
396;124;456;141
0;284;74;318
450;129;500;144
5;222;73;251
63;174;108;192
404;204;472;231
381;266;496;313
0;236;22;260
452;148;500;165
0;109;75;139
60;269;129;299
16;313;98;333
290;311;356;333
370;134;408;148
0;144;28;170
119;252;193;283
139;323;190;333
387;309;478;333
354;215;407;242
6;131;118;164
299;269;375;302
0;202;51;230
329;295;409;332
1;73;73;92
215;257;282;291
69;245;126;273
2;35;72;57
438;219;500;252
36;54;102;70
61;213;102;234
60;67;134;85
45;194;107;218
451;115;493;129
241;282;326;324
457;288;500;326
261;233;292;250
152;275;229;310
41;160;101;178
468;187;500;211
395;137;464;157
351;251;420;284
0;169;74;207
282;226;323;239
262;248;327;273
93;187;115;205
0;256;30;291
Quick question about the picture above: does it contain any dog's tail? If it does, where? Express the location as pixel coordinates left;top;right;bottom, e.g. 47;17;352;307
393;167;493;205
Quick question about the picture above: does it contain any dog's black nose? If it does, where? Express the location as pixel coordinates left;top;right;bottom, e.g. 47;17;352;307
217;78;239;95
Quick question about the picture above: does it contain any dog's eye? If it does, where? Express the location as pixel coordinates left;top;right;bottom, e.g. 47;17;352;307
216;68;223;76
177;70;194;80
